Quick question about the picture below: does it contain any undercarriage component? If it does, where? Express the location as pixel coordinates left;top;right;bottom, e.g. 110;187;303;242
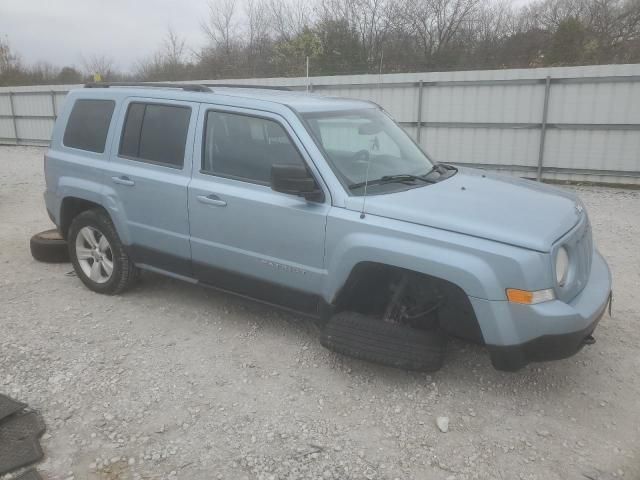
382;272;444;329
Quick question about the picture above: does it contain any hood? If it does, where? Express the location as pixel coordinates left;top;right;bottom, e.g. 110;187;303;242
345;168;582;252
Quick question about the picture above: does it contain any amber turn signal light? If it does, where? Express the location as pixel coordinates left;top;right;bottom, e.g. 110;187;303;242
506;288;555;305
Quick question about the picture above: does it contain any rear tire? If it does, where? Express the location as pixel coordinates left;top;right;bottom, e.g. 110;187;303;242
68;209;138;295
30;229;69;263
320;311;447;371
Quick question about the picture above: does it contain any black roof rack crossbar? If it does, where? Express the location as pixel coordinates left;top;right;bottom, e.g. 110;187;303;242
84;82;212;92
203;84;291;91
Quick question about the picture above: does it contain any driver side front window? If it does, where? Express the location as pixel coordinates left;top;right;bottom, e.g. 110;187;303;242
201;110;305;184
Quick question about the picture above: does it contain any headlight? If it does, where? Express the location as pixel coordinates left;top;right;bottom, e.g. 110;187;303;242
555;246;569;286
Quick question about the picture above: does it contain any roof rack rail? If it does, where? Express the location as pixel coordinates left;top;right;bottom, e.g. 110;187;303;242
84;82;212;92
203;84;291;91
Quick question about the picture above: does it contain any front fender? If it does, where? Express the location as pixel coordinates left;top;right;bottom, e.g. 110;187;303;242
324;232;501;301
324;209;552;303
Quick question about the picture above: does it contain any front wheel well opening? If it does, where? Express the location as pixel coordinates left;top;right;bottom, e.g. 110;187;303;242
332;262;484;343
59;197;106;240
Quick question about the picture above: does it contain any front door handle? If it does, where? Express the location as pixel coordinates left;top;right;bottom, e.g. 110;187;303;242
112;175;135;186
197;194;227;207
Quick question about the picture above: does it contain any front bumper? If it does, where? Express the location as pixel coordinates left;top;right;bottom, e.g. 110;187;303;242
470;250;612;371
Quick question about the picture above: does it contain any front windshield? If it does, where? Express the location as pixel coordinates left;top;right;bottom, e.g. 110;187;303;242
303;108;434;193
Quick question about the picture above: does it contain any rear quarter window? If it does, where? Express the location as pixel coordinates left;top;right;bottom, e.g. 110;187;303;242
63;99;115;153
119;103;191;168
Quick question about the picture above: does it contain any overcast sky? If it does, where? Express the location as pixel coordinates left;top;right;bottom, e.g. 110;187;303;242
1;0;534;73
1;0;208;72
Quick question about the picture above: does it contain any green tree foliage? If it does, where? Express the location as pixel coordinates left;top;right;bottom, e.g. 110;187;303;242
273;27;323;76
315;19;363;74
546;17;586;64
56;66;83;84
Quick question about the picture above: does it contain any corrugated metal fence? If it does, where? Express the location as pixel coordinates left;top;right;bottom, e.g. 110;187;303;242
1;63;639;185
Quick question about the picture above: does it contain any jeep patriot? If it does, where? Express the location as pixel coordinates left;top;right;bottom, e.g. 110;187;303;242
42;82;612;371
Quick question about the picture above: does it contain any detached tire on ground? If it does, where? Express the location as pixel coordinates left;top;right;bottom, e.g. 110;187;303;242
320;311;447;372
30;229;69;263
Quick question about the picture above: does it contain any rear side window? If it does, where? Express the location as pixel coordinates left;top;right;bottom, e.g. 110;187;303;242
63;99;115;153
119;103;191;168
202;111;305;183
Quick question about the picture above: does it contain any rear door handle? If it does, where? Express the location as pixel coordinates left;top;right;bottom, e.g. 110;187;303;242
112;175;135;186
197;194;227;207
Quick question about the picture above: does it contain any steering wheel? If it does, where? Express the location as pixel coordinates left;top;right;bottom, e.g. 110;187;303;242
351;149;370;163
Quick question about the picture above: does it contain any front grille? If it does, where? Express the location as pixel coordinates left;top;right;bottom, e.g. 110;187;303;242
556;215;593;302
576;220;593;283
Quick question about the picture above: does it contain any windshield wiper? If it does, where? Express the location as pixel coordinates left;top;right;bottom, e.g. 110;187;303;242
349;173;434;190
423;163;449;177
422;163;458;179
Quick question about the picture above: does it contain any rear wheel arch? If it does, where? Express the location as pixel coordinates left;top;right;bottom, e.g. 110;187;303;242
59;197;106;239
331;262;484;344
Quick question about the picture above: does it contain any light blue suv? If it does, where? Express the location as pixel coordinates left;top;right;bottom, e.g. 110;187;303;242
43;82;612;372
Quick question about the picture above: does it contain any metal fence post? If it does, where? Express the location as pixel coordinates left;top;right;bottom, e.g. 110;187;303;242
416;80;424;144
536;76;551;181
8;92;18;144
50;91;57;119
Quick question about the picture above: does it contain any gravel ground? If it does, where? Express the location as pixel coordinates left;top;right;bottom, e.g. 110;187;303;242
1;146;639;480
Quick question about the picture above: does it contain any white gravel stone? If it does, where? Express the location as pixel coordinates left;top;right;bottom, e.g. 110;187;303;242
436;417;450;433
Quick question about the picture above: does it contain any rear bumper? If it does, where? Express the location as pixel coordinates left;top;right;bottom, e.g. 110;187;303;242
471;250;612;371
44;189;59;225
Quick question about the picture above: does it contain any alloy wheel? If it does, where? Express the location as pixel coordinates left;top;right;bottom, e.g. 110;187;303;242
75;226;114;284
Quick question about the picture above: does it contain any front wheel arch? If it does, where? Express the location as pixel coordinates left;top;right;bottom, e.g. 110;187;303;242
331;262;484;344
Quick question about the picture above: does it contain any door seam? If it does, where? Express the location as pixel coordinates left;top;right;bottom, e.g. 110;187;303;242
185;103;202;277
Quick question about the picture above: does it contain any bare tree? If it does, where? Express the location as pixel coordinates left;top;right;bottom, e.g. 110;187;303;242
474;0;515;43
587;0;640;47
268;0;310;41
82;54;115;80
317;0;393;65
450;0;515;67
164;26;187;65
135;26;191;81
202;0;239;57
399;0;481;62
245;0;273;72
0;35;20;73
352;0;394;63
526;0;588;30
246;0;271;46
4;0;640;85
